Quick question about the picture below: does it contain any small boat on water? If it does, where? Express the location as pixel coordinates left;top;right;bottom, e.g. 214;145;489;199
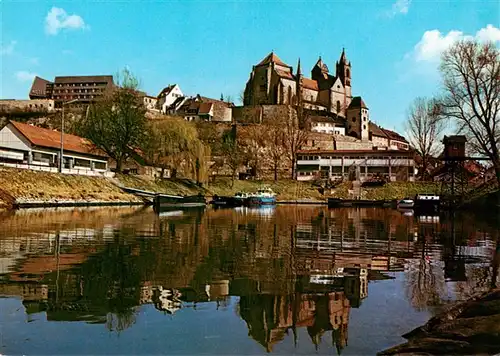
414;194;440;214
246;188;277;205
210;192;248;207
397;198;414;209
154;193;206;209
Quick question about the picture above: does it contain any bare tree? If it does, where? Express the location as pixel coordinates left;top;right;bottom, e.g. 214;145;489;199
266;124;287;181
282;106;309;179
406;97;446;180
439;40;500;186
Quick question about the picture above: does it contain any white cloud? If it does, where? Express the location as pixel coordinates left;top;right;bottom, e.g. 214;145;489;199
45;7;87;35
476;24;500;43
1;40;17;56
411;24;500;63
384;0;411;18
15;71;38;82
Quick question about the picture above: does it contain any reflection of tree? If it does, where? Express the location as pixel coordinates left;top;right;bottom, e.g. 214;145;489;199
405;259;447;311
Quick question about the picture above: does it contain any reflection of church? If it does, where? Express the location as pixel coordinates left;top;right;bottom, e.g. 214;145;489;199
239;291;350;353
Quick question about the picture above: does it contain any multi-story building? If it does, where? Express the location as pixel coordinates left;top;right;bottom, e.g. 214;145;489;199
28;75;115;107
296;149;415;182
157;84;184;114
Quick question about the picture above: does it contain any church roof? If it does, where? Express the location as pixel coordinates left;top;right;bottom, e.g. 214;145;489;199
301;78;319;91
348;96;368;109
314;57;329;73
275;69;294;80
257;52;289;67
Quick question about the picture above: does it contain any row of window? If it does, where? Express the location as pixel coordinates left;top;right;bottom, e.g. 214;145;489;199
298;155;411;160
53;88;105;94
28;103;52;108
53;95;95;100
55;83;108;87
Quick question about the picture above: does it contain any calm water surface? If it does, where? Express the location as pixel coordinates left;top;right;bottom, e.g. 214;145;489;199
0;205;499;355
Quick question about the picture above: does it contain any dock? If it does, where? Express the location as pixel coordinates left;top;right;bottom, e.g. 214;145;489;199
328;198;395;208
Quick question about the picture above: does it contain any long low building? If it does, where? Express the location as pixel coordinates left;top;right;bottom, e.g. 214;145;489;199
0;121;109;173
296;149;415;182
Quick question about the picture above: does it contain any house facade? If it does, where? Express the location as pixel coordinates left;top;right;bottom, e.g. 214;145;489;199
0;121;109;173
157;84;184;114
296;149;415;182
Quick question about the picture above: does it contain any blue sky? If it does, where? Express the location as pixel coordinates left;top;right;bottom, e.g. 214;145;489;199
1;0;499;132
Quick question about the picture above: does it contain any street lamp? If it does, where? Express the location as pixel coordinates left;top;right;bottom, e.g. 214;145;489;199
60;99;81;172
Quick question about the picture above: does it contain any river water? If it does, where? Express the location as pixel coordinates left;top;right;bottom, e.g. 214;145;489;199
0;205;498;355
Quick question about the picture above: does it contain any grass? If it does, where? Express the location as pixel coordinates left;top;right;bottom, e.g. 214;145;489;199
0;167;139;208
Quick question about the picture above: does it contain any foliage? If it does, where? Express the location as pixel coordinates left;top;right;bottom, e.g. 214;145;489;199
439;40;500;186
283;106;310;179
406;97;446;180
75;69;147;172
143;116;209;183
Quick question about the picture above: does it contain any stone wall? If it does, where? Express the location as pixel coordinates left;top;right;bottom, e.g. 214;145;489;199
233;104;295;125
0;99;55;114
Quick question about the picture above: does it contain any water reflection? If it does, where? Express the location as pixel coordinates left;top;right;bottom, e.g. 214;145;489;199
0;206;498;354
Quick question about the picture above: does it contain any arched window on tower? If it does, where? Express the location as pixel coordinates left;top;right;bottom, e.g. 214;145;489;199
346;68;350;78
336;100;341;113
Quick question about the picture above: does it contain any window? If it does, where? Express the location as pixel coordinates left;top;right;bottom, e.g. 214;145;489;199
352;117;356;122
94;161;106;170
363;125;366;130
363;116;367;121
259;84;266;91
346;68;350;78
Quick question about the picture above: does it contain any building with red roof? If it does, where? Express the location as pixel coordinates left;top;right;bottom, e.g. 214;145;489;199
0;121;109;173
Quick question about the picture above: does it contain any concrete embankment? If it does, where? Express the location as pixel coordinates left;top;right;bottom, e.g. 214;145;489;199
0;167;142;210
379;288;500;355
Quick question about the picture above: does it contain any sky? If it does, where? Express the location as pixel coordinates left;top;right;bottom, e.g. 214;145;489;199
1;0;499;132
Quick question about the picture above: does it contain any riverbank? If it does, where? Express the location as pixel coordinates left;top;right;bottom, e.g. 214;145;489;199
0;167;141;210
379;288;500;355
0;167;443;210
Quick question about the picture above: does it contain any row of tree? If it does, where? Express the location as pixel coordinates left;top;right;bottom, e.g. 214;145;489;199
406;40;499;186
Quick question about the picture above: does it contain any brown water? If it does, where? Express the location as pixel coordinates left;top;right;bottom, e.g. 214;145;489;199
0;206;498;355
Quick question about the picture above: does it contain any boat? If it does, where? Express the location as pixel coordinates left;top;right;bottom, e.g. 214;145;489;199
246;188;277;205
414;194;440;214
154;193;206;209
397;198;414;209
210;192;248;207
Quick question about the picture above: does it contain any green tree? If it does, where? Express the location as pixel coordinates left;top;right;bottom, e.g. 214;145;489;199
76;68;147;172
143;116;209;183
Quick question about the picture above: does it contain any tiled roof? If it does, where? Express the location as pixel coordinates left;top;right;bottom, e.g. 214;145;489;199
301;78;319;91
158;84;176;97
369;122;387;138
276;69;294;80
257;52;289;67
54;75;114;84
9;121;108;158
348;96;368;109
310;115;345;125
198;102;213;115
382;128;408;143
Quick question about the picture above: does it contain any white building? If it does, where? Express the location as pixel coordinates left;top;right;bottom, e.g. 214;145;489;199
296;149;415;182
157;84;183;114
0;121;109;173
310;115;346;135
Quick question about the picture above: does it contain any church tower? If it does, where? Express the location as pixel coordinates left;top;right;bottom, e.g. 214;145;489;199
336;48;352;98
296;58;303;106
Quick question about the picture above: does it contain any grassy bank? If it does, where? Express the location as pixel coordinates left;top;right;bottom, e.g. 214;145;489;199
0;167;140;209
115;175;324;201
0;167;445;210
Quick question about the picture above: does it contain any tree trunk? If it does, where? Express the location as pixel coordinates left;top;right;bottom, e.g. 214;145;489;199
231;169;236;188
115;157;122;173
274;161;278;181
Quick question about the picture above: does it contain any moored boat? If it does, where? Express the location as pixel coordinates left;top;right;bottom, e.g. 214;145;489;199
154;193;206;209
210;192;248;207
414;194;440;214
397;198;414;209
246;188;277;205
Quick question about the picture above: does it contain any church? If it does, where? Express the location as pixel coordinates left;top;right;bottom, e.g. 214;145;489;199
243;49;370;140
243;49;354;115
